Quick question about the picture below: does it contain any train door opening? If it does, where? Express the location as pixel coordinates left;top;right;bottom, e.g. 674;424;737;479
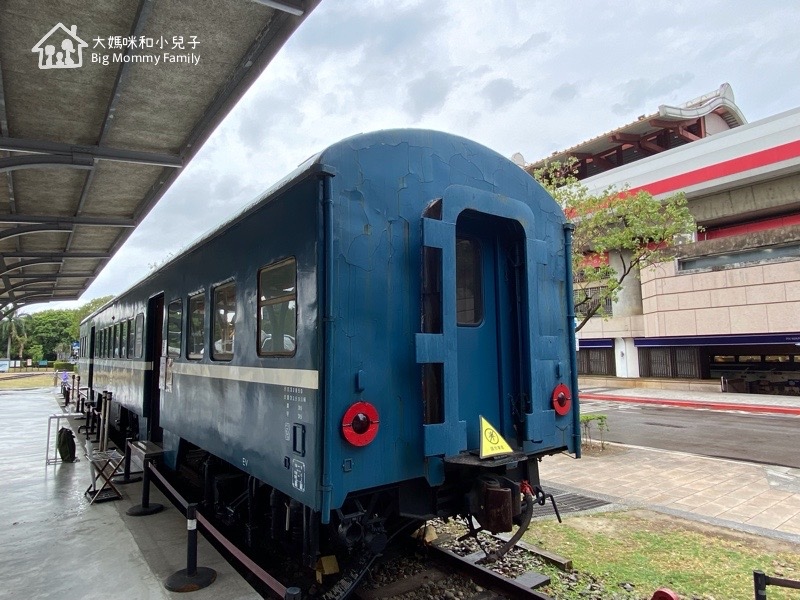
145;293;164;443
420;203;529;457
455;212;524;450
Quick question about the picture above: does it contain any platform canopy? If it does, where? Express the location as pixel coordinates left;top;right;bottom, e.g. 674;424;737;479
0;0;320;317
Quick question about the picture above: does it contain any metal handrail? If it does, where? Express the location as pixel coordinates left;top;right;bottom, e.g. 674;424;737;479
754;570;800;599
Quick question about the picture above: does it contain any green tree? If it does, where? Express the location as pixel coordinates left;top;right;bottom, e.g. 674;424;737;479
0;312;32;361
74;295;114;324
530;158;697;331
27;343;44;363
29;310;79;361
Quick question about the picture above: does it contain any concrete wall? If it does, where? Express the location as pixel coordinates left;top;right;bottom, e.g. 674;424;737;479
691;172;800;225
640;258;800;337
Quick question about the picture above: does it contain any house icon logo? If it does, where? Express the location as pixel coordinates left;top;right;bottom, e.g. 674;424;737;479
32;23;88;69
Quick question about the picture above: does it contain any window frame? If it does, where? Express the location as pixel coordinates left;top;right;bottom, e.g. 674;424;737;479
134;313;145;359
212;282;237;361
257;257;298;357
167;299;183;358
187;292;206;360
126;318;135;358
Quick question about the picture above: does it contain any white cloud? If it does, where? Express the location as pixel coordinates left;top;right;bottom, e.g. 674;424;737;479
37;0;800;311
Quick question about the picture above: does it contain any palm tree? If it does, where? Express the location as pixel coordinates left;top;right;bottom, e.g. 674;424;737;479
0;312;32;363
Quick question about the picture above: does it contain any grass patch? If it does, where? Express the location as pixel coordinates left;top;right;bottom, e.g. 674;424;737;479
0;373;59;389
524;510;800;599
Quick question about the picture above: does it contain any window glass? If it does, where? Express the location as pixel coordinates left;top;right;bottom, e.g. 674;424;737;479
167;299;182;357
134;313;144;359
187;293;205;359
127;319;135;358
765;355;790;363
713;355;735;363
113;324;120;358
258;258;297;356
213;283;236;360
456;238;483;325
119;320;127;358
738;355;761;363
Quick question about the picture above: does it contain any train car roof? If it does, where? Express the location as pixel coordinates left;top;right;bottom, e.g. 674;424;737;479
83;128;550;323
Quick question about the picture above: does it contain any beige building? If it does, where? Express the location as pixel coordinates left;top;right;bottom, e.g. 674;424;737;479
528;84;800;395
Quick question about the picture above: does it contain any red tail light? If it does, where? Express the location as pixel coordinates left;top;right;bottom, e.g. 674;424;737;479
341;401;379;446
552;383;572;416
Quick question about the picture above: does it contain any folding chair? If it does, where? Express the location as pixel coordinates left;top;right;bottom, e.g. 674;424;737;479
84;439;124;504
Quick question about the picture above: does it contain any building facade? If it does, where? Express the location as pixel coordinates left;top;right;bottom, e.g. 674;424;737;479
528;84;800;395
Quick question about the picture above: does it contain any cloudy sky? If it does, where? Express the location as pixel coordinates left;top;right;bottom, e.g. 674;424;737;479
43;0;800;309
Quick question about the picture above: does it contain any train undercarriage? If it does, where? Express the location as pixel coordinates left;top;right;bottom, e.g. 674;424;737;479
109;404;558;597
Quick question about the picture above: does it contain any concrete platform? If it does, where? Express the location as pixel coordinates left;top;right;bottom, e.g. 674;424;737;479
0;387;259;600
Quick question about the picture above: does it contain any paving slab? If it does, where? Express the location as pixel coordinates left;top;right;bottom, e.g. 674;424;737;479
541;443;800;546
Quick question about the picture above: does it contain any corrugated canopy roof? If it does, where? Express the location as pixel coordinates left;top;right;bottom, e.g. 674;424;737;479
0;0;320;318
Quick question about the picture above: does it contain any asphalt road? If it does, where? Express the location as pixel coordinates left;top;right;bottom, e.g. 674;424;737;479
580;399;800;469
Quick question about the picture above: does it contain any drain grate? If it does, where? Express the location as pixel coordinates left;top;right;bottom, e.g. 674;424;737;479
530;487;609;518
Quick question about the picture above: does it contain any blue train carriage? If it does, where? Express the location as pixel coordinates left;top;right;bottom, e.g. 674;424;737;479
78;129;579;572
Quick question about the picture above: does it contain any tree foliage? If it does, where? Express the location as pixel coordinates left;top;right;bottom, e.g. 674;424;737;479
0;295;115;361
530;158;697;331
0;313;32;360
29;310;78;360
74;295;114;323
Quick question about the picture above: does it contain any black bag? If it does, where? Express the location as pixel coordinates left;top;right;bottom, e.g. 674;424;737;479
56;427;76;462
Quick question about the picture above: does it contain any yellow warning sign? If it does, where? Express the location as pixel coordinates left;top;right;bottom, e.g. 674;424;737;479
479;415;513;459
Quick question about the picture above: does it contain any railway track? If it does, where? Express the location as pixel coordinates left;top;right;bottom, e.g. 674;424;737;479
149;461;564;600
353;525;560;600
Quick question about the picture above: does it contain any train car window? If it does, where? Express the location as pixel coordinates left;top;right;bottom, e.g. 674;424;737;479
120;321;128;358
258;258;297;356
167;299;183;358
455;238;483;325
134;313;144;359
187;293;206;359
113;324;120;358
212;283;236;361
126;318;135;358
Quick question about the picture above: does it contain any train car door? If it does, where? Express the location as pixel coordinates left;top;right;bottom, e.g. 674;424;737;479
455;213;522;451
144;294;164;442
420;205;526;459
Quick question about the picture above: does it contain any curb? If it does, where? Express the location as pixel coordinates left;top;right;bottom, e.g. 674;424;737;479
579;393;800;416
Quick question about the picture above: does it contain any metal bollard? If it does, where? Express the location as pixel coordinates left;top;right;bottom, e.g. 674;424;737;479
754;570;768;599
71;373;76;404
164;504;217;592
126;460;164;516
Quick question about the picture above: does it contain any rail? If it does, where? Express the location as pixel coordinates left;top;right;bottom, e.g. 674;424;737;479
754;570;800;599
148;462;299;599
427;542;555;600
